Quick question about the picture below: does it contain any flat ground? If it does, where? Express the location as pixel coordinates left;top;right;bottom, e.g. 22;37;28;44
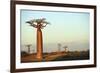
21;51;89;63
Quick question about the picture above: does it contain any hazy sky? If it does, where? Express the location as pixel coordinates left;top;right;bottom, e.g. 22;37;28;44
20;9;90;52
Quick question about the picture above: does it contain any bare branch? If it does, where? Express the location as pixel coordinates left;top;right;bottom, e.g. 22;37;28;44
26;20;37;28
30;24;37;28
26;21;33;24
41;24;47;28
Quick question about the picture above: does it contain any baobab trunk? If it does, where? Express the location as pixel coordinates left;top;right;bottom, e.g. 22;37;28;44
36;28;43;61
28;47;30;54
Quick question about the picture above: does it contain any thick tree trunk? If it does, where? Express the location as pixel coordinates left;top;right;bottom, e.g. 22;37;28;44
36;28;43;61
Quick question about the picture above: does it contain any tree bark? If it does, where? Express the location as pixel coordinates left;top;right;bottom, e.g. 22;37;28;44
36;28;43;61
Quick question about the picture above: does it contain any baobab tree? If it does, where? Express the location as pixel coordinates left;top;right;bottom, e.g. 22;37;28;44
26;18;50;61
58;43;61;52
63;46;68;52
25;44;31;54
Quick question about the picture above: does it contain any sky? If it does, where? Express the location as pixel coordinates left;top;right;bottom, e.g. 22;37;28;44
20;9;90;53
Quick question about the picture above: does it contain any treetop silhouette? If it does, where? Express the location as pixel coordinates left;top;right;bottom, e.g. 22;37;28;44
26;18;50;29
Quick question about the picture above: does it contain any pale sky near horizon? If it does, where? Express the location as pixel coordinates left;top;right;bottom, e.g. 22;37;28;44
20;9;90;52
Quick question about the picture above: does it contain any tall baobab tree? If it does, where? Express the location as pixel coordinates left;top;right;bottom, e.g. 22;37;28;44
26;44;31;54
26;18;49;61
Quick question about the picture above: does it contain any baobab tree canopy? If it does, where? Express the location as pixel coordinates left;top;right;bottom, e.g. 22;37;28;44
26;18;50;29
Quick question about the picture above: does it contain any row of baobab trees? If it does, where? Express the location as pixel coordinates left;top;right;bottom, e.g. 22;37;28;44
25;44;69;55
25;18;68;61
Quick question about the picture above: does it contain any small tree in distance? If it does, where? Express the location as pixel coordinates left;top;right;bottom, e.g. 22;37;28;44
63;46;68;52
25;44;32;54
